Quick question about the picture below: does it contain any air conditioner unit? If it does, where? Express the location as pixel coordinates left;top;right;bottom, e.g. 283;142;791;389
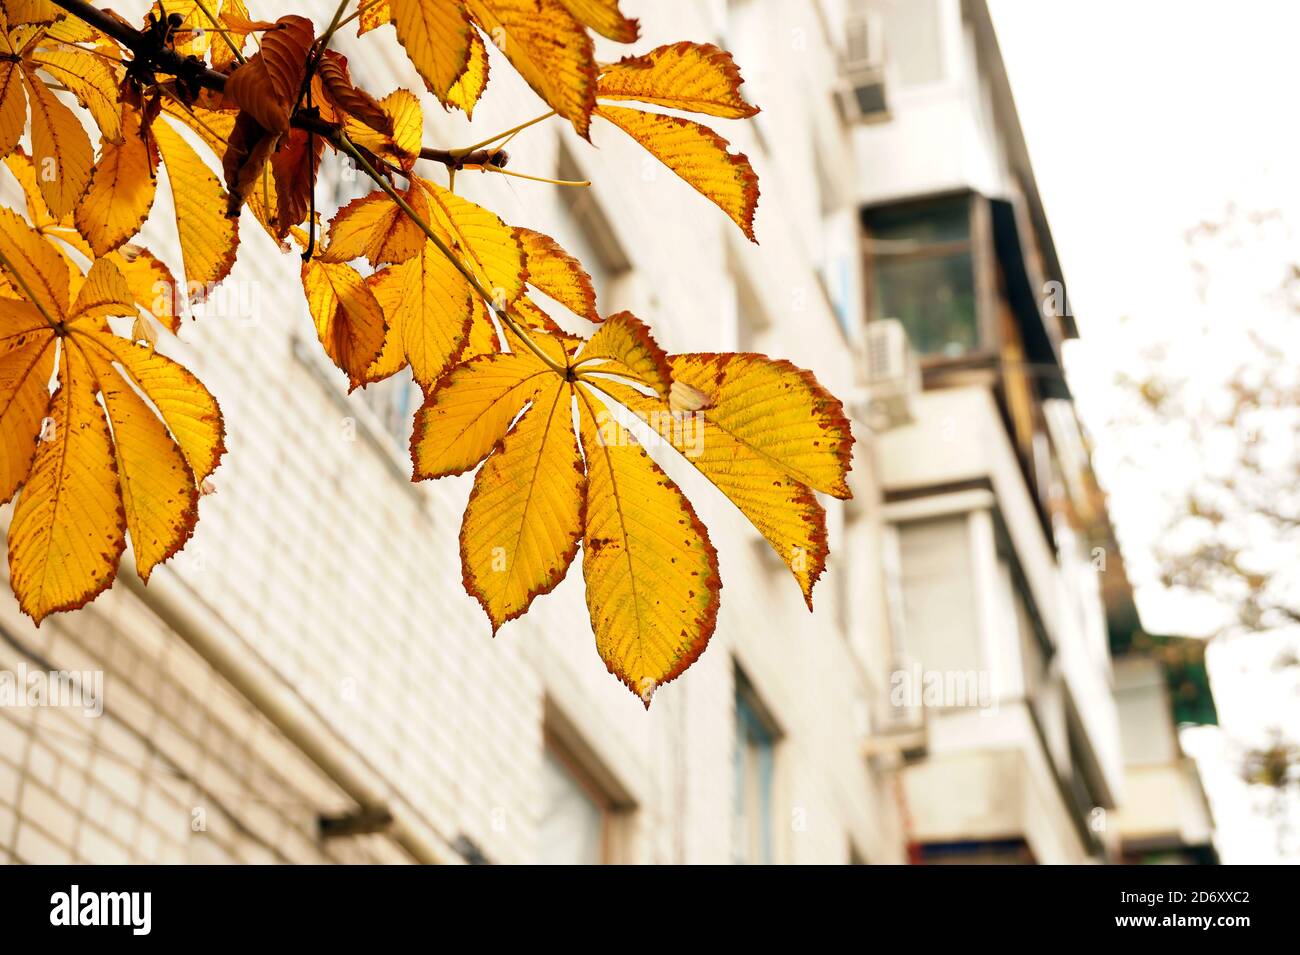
838;8;889;124
862;319;920;430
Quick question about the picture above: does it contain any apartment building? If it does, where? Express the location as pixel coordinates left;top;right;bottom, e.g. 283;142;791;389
849;0;1215;862
0;0;909;864
1110;637;1218;864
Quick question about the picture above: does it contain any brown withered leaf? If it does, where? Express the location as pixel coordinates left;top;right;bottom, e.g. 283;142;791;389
270;128;325;240
221;111;277;219
223;14;315;135
317;50;392;135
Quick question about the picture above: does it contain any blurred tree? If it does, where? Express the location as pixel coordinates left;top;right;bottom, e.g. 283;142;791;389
1239;729;1300;856
1111;205;1300;833
1115;207;1299;637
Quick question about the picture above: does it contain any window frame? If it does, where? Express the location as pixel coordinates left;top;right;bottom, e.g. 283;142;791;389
863;191;999;359
889;510;986;681
539;732;616;866
287;335;426;495
879;0;950;93
732;669;782;865
555;147;631;278
883;487;1011;706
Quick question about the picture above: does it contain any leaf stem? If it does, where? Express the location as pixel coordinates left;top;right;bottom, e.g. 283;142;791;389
329;0;356;38
333;133;567;377
315;0;354;59
454;111;556;156
334;0;387;33
476;166;590;188
298;0;353;108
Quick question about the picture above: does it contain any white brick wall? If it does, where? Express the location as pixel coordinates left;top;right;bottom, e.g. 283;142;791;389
0;587;406;863
0;0;905;864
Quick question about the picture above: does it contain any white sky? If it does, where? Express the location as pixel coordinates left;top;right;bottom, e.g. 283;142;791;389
989;0;1300;862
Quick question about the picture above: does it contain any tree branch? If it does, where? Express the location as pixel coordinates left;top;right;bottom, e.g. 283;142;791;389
46;0;503;168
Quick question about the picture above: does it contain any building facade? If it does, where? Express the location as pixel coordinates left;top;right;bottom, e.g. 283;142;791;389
1110;639;1217;864
0;0;1210;865
849;0;1215;862
0;0;905;865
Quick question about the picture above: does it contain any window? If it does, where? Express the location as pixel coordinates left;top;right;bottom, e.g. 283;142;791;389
291;324;415;458
350;368;418;448
538;747;607;865
919;839;1034;864
895;514;981;674
867;198;977;354
866;196;978;357
733;678;776;864
880;0;945;88
815;154;855;338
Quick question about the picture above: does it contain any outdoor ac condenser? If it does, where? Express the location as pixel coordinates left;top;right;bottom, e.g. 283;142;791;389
838;4;890;124
863;318;920;431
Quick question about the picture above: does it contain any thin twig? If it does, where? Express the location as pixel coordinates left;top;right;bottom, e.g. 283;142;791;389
303;84;317;262
48;0;509;171
334;133;567;376
192;0;245;64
